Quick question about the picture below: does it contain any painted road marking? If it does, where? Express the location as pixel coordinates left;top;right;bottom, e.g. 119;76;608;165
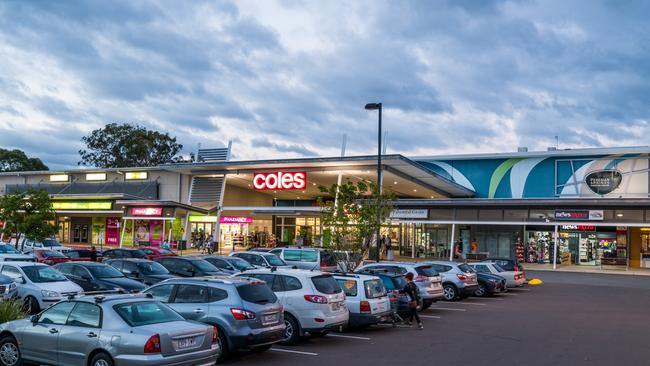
473;297;504;300
447;301;486;306
428;307;467;312
420;315;442;319
511;288;531;291
271;348;318;356
328;334;371;340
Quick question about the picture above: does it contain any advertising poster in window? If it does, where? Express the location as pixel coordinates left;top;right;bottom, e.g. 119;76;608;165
105;218;120;246
134;220;150;245
91;217;106;245
122;220;134;247
149;220;163;246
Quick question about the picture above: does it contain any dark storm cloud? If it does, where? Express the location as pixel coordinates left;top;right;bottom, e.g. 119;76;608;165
1;0;650;168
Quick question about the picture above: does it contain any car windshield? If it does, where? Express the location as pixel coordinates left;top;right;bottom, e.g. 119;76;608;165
157;248;174;255
42;239;60;247
264;255;286;267
458;264;474;273
22;266;68;283
492;264;506;272
364;279;387;298
415;265;439;277
40;251;66;258
229;258;254;270
0;245;20;254
137;261;170;275
190;260;219;272
311;275;342;294
237;283;277;304
114;301;184;327
130;250;147;258
88;265;125;278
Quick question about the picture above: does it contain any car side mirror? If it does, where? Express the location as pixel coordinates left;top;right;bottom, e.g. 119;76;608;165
30;315;38;324
15;276;25;284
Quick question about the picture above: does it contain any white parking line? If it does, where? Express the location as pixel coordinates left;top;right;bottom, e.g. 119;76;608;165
270;348;319;356
428;307;467;312
500;293;518;296
512;288;531;291
474;297;504;301
420;315;441;319
328;334;371;340
446;302;486;306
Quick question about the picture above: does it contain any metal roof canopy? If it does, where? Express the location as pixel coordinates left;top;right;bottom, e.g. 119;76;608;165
115;200;209;215
163;155;475;198
394;198;650;208
412;146;650;161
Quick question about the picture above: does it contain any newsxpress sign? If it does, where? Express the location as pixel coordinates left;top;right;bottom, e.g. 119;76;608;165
253;171;307;190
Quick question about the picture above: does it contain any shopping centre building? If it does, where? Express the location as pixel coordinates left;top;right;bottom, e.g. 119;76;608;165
1;145;650;270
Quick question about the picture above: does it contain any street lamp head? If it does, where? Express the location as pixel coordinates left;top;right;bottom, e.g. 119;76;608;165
364;102;382;110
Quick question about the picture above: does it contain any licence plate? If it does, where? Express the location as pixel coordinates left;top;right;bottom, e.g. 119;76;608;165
176;337;197;350
432;283;442;289
262;314;278;325
331;301;343;311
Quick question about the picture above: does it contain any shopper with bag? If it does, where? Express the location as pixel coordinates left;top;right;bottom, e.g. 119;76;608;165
402;272;423;329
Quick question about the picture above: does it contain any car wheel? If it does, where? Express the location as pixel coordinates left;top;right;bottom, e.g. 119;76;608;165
280;314;300;345
474;283;487;297
309;330;329;338
23;296;39;315
216;328;229;362
90;352;113;366
442;284;458;301
0;336;22;366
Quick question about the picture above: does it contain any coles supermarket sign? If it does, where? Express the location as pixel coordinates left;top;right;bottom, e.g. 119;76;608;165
253;171;307;190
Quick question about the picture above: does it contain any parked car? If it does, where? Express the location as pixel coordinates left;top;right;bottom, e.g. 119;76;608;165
106;259;176;285
485;257;524;272
473;271;507;297
60;248;103;262
102;248;148;260
470;262;526;288
198;255;256;274
230;252;291;269
356;270;410;317
140;246;178;260
269;247;338;271
355;262;444;309
55;262;146;293
20;238;67;253
237;268;349;345
155;256;222;277
0;261;82;314
143;276;285;361
0;244;36;262
427;261;479;301
33;249;71;265
248;248;272;253
0;274;18;300
333;273;392;328
0;293;221;366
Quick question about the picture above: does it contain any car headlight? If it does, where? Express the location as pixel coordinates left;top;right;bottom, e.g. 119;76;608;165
41;290;60;298
6;283;16;292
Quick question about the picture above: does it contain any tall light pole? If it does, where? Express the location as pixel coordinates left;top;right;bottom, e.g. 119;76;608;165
365;102;382;262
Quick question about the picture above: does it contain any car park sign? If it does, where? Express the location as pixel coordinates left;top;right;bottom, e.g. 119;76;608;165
253;171;307;190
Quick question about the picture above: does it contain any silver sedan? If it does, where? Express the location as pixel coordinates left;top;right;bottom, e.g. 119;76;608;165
0;294;220;366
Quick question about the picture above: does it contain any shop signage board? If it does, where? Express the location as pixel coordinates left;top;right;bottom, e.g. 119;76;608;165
389;209;429;219
253;171;307;190
105;218;120;245
585;170;622;195
51;201;113;210
560;225;596;231
189;215;218;223
132;207;163;216
220;216;253;224
554;210;604;221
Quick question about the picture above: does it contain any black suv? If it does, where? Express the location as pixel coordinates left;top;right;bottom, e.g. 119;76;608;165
106;258;176;285
55;262;146;293
102;248;148;259
155;257;222;277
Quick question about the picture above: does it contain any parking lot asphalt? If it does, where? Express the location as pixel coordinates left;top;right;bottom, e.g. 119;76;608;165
227;271;650;366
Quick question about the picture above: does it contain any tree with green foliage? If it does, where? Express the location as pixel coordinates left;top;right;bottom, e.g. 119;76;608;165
0;189;58;251
78;123;184;168
317;180;396;271
0;148;48;172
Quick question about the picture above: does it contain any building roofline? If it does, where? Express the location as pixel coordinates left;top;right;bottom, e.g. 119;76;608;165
411;146;650;161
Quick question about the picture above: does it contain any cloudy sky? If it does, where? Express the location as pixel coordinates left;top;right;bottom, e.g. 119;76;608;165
1;0;650;169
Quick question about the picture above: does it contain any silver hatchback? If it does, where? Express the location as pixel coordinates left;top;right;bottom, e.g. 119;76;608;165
0;294;220;366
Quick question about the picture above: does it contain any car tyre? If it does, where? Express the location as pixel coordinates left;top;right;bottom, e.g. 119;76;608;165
90;352;113;366
216;328;230;362
0;335;22;366
23;296;39;315
474;283;487;297
250;344;272;353
280;313;300;345
309;330;329;338
442;284;458;301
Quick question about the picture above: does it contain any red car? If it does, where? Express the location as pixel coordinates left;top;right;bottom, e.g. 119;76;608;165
33;250;71;265
140;246;178;260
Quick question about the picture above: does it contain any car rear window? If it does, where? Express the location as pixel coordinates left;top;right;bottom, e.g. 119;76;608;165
458;264;473;273
336;279;358;297
493;264;506;272
311;275;342;294
237;283;278;304
114;301;184;326
415;265;438;277
301;250;318;262
321;251;337;266
364;279;387;298
392;276;407;290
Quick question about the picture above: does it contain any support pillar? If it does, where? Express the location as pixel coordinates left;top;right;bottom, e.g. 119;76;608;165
449;223;456;261
553;224;559;270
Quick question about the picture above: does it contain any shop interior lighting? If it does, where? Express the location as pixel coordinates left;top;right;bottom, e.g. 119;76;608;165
125;171;148;180
394;181;398;184
86;173;107;181
49;174;69;182
617;213;624;217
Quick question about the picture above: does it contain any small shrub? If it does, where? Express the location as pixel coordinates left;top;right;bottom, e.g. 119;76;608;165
0;300;27;324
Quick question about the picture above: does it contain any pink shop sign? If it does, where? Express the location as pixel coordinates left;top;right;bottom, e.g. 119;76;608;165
220;216;253;224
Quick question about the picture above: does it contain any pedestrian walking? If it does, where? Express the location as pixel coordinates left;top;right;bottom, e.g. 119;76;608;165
89;245;98;262
401;272;423;329
470;238;478;254
385;235;394;260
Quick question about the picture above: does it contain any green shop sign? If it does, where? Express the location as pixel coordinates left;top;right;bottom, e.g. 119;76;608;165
51;201;113;210
189;215;218;223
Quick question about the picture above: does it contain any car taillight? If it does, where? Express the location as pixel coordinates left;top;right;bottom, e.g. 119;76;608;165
514;264;519;272
304;294;328;304
230;308;256;320
211;326;219;344
457;274;468;281
360;300;371;313
414;275;427;282
144;334;161;354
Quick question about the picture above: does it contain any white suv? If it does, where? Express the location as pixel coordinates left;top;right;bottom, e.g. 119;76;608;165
237;268;349;344
333;273;392;328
